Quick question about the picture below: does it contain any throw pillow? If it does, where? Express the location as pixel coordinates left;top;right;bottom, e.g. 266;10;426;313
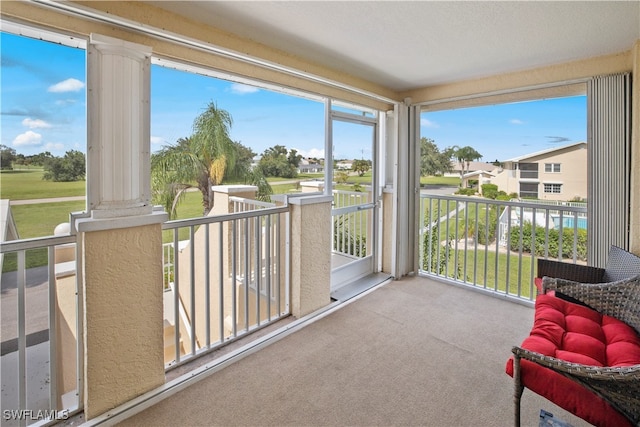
603;245;640;282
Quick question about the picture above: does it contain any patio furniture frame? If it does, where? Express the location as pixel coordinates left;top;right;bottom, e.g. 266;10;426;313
512;259;640;427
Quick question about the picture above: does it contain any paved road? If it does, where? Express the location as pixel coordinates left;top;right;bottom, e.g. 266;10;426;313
420;185;458;196
1;266;49;291
1;267;50;351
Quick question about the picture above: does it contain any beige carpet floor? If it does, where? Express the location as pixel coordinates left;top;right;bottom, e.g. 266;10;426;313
117;276;590;427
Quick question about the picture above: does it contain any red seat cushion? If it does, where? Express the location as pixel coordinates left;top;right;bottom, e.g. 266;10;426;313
506;294;640;427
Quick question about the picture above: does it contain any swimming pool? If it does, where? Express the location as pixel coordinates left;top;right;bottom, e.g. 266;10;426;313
552;215;587;230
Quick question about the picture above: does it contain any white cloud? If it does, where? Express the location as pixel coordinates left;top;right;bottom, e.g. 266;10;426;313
230;83;259;95
151;136;167;146
22;118;52;129
13;131;42;147
421;118;439;128
45;142;65;151
295;147;325;158
48;78;85;93
510;119;525;125
55;99;78;106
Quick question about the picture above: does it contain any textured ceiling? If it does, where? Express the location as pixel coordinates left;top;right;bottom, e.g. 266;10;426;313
147;1;640;92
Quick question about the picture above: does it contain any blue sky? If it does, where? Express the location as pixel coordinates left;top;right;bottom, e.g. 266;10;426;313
422;96;587;162
2;31;586;163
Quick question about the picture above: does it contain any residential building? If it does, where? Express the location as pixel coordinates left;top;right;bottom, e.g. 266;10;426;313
298;158;324;173
336;160;353;170
1;2;638;426
490;142;588;201
460;170;497;195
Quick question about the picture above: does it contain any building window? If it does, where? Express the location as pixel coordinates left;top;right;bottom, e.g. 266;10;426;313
544;183;562;193
519;162;538;179
519;182;539;199
545;163;561;173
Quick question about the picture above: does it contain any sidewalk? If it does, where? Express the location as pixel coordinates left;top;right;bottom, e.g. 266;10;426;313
9;196;85;205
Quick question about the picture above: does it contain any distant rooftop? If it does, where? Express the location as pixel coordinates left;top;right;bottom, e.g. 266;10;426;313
451;161;496;172
504;141;587;162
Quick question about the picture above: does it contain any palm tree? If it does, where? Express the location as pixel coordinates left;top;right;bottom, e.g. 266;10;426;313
152;102;273;218
453;145;482;177
152;102;242;218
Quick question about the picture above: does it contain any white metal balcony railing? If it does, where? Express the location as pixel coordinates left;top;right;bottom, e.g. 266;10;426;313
161;198;290;369
1;234;80;426
418;194;588;302
331;189;370;259
1;197;290;425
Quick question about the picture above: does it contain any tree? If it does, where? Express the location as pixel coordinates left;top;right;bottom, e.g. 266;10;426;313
453;145;482;177
152;102;272;218
152;102;238;217
240;167;273;202
287;149;302;168
257;145;299;178
420;138;452;176
335;170;349;185
224;141;257;181
224;141;272;202
28;151;53;166
42;150;86;181
352;159;371;177
0;145;16;170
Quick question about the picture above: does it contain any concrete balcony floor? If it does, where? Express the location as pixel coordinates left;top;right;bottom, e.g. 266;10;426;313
117;276;590;427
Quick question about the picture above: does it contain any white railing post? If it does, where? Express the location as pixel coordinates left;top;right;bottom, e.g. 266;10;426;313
289;195;333;317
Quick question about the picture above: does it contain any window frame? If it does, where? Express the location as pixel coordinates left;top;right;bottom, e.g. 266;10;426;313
544;163;561;173
543;183;562;193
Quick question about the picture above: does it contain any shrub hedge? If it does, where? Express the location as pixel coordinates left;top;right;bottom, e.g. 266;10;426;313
509;222;587;260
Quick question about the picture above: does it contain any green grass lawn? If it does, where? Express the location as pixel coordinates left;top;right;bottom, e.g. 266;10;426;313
2;201;86;273
270;182;301;194
342;172;372;185
1;169;86;200
265;173;324;182
342;173;460;187
11;201;86;238
172;191;207;219
420;176;461;186
458;248;537;298
420;245;537;299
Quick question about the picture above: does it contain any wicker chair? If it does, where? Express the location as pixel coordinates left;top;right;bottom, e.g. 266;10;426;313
511;273;640;427
536;245;640;286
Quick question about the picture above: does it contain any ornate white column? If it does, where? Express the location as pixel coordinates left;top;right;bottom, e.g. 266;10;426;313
86;33;153;219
